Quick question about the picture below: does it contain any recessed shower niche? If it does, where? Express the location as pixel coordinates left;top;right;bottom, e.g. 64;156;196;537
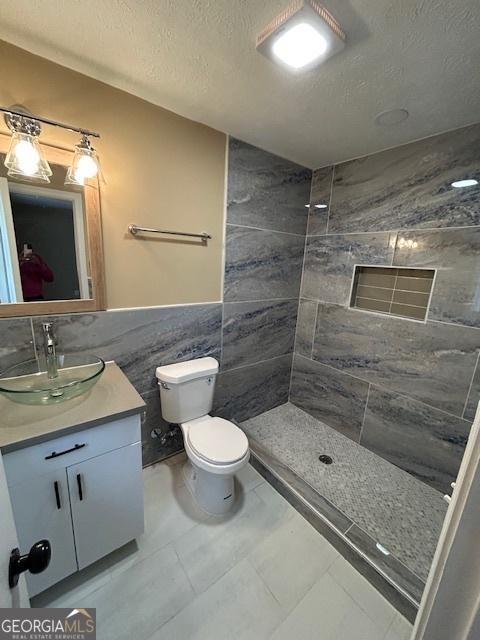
349;265;435;321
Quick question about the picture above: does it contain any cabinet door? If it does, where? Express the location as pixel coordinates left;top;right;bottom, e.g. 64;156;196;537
8;469;77;596
67;442;144;570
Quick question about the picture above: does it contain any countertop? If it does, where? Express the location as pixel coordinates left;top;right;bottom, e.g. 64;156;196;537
0;361;145;453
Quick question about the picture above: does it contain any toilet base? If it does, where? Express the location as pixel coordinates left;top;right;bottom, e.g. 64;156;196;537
183;460;235;516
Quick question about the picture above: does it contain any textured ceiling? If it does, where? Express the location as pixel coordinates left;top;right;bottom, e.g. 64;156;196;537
0;0;479;168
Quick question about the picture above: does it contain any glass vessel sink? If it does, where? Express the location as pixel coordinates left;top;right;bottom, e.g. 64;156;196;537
0;354;105;405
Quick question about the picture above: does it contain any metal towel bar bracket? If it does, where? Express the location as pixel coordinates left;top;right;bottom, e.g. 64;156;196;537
128;224;211;242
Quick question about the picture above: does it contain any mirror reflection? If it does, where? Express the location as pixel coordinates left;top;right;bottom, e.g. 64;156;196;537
0;165;90;304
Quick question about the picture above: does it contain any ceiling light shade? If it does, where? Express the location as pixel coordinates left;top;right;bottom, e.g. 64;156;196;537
257;0;345;71
4;132;52;183
65;135;99;186
273;23;327;69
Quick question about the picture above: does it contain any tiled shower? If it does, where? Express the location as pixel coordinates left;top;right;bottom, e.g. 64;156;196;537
224;125;479;491
223;126;480;614
292;123;480;495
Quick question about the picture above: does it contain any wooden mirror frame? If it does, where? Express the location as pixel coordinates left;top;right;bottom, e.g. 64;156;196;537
0;133;106;317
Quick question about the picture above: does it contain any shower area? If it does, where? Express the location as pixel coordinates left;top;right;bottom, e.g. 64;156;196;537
216;128;480;620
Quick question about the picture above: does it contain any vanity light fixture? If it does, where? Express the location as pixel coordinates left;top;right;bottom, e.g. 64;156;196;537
256;0;345;72
1;105;100;186
451;179;478;188
65;134;99;186
4;109;52;182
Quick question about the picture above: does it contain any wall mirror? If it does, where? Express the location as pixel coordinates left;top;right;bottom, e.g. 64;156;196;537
0;134;105;317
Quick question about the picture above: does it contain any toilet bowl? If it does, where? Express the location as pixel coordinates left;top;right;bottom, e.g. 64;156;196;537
156;357;249;515
181;415;249;515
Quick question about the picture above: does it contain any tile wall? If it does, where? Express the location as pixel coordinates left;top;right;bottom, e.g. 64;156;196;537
215;138;311;421
0;305;222;466
291;122;480;494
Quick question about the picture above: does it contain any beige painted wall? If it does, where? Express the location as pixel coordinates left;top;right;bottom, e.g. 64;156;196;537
0;40;226;308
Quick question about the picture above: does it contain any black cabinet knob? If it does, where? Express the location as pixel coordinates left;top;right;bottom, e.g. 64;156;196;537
9;540;51;588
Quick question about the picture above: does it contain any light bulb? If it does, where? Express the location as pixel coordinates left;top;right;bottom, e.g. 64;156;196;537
76;153;98;179
14;139;40;176
4;127;52;183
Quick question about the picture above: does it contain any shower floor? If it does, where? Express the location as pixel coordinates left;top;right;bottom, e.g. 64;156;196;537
241;402;447;600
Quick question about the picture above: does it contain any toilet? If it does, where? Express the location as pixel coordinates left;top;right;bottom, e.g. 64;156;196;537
156;357;249;515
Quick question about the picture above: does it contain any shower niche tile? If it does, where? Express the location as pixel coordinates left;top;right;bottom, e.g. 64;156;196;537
350;266;435;322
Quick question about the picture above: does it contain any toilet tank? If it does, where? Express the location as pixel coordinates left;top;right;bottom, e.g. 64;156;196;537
155;357;219;424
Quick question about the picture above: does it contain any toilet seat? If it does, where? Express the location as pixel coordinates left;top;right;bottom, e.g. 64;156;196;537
184;416;249;466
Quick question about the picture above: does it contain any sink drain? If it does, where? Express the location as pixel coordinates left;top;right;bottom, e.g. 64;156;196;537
318;454;333;465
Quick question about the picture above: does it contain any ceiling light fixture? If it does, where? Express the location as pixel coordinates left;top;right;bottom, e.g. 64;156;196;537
257;0;345;72
273;23;327;69
1;105;100;186
314;203;328;209
451;179;478;188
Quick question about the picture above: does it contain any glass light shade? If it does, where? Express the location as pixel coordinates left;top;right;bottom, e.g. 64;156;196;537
4;132;52;183
65;145;99;186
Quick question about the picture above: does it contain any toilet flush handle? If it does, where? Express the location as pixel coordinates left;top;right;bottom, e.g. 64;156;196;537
160;382;170;390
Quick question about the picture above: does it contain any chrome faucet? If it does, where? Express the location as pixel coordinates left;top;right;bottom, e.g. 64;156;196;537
42;322;58;379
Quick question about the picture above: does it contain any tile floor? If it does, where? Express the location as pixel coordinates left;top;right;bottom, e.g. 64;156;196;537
33;454;413;640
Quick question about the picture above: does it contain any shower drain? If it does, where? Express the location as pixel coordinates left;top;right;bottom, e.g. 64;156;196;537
318;454;333;465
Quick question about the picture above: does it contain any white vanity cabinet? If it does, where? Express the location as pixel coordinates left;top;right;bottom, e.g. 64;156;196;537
3;414;144;596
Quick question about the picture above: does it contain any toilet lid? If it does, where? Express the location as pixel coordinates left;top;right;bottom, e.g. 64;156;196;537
187;417;249;465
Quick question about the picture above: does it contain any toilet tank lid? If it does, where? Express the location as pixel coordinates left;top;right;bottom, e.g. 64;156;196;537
156;357;219;384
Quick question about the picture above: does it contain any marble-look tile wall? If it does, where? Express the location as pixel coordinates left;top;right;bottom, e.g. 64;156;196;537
0;305;222;466
218;138;311;421
291;122;480;494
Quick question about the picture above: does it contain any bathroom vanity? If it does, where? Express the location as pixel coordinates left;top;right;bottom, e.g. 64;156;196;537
0;362;145;596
